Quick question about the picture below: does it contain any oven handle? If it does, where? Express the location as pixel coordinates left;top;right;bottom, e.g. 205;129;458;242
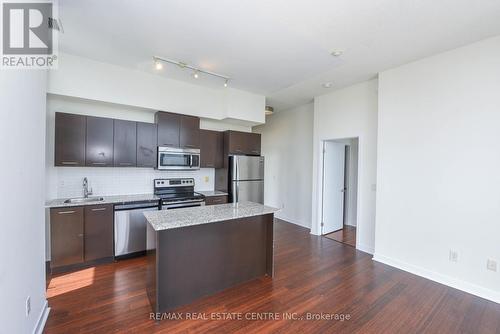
163;201;205;210
163;199;205;205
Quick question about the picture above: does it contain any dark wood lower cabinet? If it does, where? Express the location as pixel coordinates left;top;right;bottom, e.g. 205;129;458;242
205;195;228;205
50;204;114;272
50;207;84;268
84;204;114;262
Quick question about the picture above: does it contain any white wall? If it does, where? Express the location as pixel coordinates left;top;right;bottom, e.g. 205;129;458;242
0;71;49;333
375;36;500;303
45;94;251;200
253;103;314;228
48;53;265;125
312;80;378;254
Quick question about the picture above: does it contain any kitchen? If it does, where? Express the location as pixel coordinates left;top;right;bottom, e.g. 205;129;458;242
44;97;275;297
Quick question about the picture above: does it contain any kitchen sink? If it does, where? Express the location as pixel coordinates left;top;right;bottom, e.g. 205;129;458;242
64;197;105;204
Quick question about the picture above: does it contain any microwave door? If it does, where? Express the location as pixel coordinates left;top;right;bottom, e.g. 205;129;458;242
159;152;191;169
190;154;200;169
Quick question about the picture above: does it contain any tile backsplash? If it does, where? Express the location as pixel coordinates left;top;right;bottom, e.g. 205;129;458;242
49;167;215;199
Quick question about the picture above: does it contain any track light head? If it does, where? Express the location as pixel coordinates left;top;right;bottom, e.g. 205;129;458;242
193;71;199;79
224;79;228;87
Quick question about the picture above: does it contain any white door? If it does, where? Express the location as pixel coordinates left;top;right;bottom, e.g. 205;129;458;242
322;141;346;234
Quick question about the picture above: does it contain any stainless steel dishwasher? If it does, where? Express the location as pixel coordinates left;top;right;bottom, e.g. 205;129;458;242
114;200;159;258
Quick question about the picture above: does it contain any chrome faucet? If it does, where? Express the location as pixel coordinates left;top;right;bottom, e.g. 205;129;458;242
83;177;93;198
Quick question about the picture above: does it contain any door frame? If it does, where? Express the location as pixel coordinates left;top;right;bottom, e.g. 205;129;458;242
316;137;360;248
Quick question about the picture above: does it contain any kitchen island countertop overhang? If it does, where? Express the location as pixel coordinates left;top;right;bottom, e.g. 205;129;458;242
144;201;279;231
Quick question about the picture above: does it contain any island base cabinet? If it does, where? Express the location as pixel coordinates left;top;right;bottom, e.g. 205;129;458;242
50;207;84;268
148;214;274;314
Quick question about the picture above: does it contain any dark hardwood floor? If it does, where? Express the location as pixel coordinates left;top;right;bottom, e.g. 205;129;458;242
324;225;357;247
44;220;500;333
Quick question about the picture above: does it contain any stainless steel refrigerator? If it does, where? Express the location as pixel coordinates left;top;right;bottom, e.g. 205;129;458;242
229;155;264;204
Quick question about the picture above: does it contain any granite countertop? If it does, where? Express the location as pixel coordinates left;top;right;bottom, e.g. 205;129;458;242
144;201;279;231
196;190;229;197
45;193;160;208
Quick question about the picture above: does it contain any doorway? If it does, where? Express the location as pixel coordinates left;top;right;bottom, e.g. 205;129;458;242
321;138;358;247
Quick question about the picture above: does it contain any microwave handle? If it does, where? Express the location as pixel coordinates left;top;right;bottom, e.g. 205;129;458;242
189;155;193;167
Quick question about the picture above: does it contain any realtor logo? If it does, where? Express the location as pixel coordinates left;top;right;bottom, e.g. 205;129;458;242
1;0;58;68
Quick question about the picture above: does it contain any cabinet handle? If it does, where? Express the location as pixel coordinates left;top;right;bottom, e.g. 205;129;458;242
58;210;75;215
185;144;197;148
252;150;259;153
77;233;84;237
91;208;107;212
61;161;78;165
119;163;133;166
92;162;106;165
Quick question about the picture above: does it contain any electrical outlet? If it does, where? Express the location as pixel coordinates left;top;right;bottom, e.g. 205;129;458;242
487;259;497;272
26;296;31;317
281;203;285;209
204;176;209;183
449;250;458;263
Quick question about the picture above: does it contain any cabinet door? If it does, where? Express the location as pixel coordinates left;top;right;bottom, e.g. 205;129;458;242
156;112;180;147
200;130;216;168
86;116;114;166
180;115;200;149
114;119;137;167
200;130;223;168
137;122;157;168
84;204;114;262
226;131;248;155
55;113;86;166
50;207;84;268
214;131;224;168
247;133;261;156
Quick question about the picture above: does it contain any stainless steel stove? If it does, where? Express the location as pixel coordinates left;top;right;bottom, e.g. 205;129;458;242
154;178;205;210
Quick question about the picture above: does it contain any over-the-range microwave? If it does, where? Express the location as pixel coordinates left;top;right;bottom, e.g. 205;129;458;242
157;147;200;170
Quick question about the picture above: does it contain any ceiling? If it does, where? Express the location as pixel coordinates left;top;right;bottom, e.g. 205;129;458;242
58;0;500;111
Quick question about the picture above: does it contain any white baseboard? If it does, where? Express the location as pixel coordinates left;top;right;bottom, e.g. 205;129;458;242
33;300;50;334
275;214;311;230
373;253;500;304
356;243;374;255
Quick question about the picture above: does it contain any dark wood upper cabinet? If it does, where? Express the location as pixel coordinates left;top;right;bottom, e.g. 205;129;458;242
180;115;200;149
86;116;114;167
225;131;261;156
113;119;137;167
84;204;114;262
156;111;200;149
156;112;180;147
200;130;223;168
247;133;261;156
50;207;84;269
55;112;86;166
137;122;157;168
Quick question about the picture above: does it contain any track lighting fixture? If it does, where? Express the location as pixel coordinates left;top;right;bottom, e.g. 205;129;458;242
153;56;230;87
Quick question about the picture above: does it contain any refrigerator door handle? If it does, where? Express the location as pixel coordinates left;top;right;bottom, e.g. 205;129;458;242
235;182;239;202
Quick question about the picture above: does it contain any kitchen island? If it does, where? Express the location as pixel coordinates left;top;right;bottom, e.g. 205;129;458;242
144;201;279;314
